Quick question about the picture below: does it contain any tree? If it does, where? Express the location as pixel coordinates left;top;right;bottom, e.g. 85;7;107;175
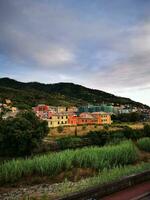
57;125;64;133
0;111;49;156
113;112;143;122
143;123;150;137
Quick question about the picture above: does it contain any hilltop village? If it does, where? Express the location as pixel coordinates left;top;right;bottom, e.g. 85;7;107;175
1;99;150;128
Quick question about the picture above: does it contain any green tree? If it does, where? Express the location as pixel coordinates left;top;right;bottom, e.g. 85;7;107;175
0;111;49;156
57;125;64;133
143;123;150;137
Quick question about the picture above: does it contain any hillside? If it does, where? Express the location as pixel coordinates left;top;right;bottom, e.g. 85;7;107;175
0;77;148;109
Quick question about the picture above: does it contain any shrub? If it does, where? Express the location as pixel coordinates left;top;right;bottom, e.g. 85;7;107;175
103;124;109;131
86;130;108;146
143;124;150;137
57;137;82;149
82;124;87;130
57;125;64;133
137;137;150;152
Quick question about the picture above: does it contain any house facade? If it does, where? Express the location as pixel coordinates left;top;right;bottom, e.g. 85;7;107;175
47;114;68;128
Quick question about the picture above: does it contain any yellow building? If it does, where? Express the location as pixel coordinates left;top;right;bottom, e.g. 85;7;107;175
47;114;68;128
57;106;67;113
11;107;17;112
5;99;12;105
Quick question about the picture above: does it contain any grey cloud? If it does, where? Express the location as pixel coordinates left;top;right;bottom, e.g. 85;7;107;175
0;0;150;92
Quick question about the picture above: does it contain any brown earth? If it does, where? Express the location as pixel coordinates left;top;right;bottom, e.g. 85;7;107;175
48;123;144;138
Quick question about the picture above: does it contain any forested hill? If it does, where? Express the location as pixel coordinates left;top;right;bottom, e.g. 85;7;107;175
0;77;148;109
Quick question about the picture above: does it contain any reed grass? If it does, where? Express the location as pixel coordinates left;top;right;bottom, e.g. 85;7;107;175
137;137;150;152
0;141;138;185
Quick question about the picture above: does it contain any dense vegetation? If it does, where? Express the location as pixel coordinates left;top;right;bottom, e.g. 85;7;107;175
0;77;148;109
54;124;150;151
137;137;150;152
57;162;150;197
112;112;146;122
0;111;49;156
0;141;138;185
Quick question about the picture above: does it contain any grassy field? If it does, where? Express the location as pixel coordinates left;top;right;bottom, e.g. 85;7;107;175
137;137;150;152
0;141;138;185
20;162;150;200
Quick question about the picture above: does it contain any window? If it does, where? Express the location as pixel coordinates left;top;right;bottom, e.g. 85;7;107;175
62;116;63;119
66;116;68;119
58;122;60;124
61;121;63;124
65;121;67;124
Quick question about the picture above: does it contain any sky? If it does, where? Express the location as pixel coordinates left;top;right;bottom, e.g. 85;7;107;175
0;0;150;106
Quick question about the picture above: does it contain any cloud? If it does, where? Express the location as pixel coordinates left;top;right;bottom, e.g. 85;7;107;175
33;47;75;67
0;0;150;105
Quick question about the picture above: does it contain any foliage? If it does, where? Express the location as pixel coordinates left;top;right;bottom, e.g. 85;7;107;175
143;123;150;137
56;137;83;149
112;112;145;122
86;130;109;146
0;77;148;108
57;125;64;133
0;141;138;185
137;137;150;152
103;124;110;131
87;126;148;147
57;162;150;197
0;111;49;156
82;124;87;130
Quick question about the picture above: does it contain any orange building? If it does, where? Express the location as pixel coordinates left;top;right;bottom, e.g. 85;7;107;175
68;115;77;125
91;112;111;124
77;113;97;125
68;112;112;125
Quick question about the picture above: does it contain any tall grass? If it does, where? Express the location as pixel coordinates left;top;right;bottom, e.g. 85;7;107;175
137;137;150;152
0;141;138;185
57;162;150;197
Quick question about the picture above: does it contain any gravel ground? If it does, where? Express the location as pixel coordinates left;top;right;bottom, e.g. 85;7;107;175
0;183;64;200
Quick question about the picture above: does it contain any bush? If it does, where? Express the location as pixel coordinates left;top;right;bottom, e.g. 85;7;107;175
103;124;109;131
0;111;49;156
86;130;108;146
57;125;64;133
57;137;83;149
143;124;150;137
137;137;150;152
82;124;87;130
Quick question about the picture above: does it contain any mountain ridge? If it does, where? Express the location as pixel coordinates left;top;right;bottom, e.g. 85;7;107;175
0;77;149;109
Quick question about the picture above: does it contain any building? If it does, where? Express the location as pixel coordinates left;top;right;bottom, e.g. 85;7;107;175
78;104;114;114
68;114;77;125
77;113;97;125
91;112;112;124
33;104;49;112
5;99;12;105
47;113;68;128
68;112;112;125
67;106;78;113
57;106;67;113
